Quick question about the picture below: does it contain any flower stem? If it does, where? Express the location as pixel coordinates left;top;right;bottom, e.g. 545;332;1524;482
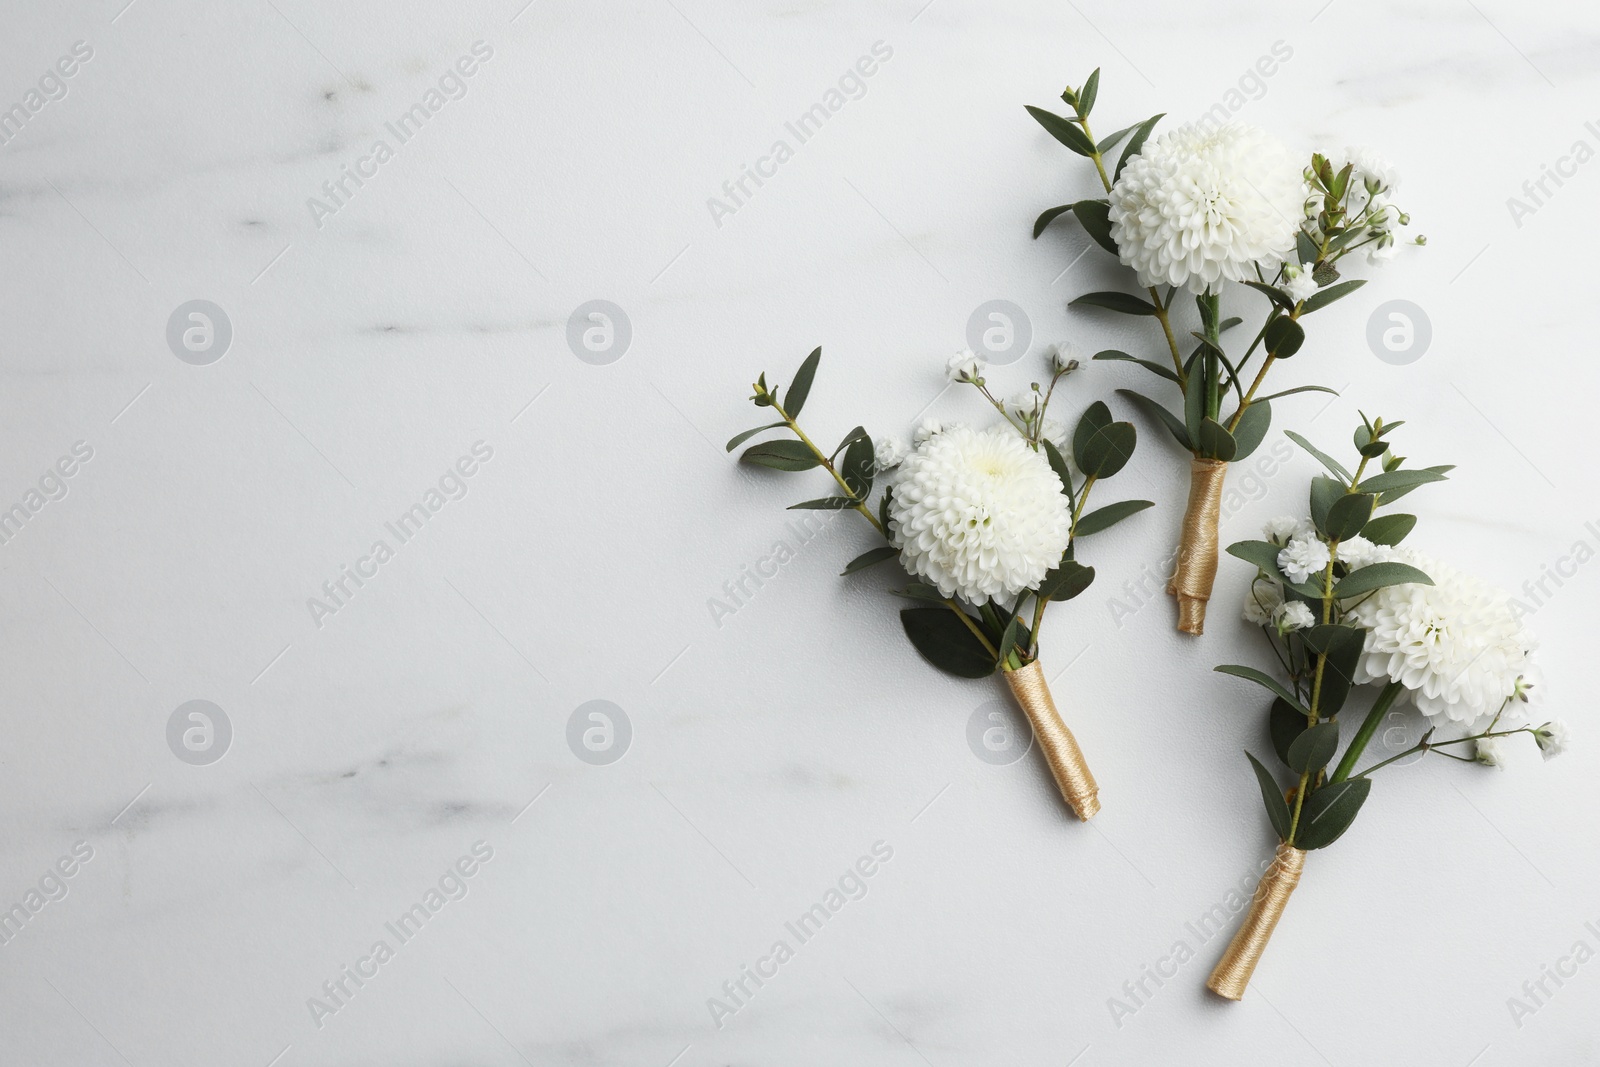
1330;680;1404;783
770;398;884;536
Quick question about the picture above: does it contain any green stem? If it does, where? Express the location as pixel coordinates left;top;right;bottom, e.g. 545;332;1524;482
1330;680;1403;782
770;399;884;536
948;599;999;658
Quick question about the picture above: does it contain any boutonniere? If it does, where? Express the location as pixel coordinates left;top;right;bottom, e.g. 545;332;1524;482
1202;416;1564;998
730;346;1151;818
1028;69;1422;634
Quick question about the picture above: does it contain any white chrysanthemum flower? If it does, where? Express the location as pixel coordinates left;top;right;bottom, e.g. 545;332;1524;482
889;426;1070;603
1108;122;1305;294
874;434;908;472
1284;263;1318;305
1262;515;1301;543
1049;341;1082;375
1346;547;1538;731
1243;577;1283;625
1278;535;1331;584
1274;601;1315;633
1346;145;1400;193
1534;720;1569;761
947;348;985;383
1338;535;1387;571
1474;734;1507;769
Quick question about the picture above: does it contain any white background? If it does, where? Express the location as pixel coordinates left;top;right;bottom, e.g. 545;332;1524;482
1;0;1595;1064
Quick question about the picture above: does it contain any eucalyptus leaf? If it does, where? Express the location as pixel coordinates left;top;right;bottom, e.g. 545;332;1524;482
1377;464;1454;505
787;497;857;510
1293;778;1371;850
1033;204;1075;239
784;347;822;417
1332;562;1433;599
1286;722;1340;775
1324;492;1375;541
1216;665;1310;715
1116;389;1192;450
841;546;898;576
1078;68;1099;115
1244;280;1293;311
1094;349;1180;383
1196;417;1237;461
1025;105;1096;156
1074;499;1153;537
742;439;820;471
1073;401;1112;460
1309;474;1344;538
1300;278;1366;314
1286;431;1352;482
899;608;995;678
1072;200;1118;256
842;434;875;498
1265;315;1306;358
1361;513;1416;546
1230;399;1272;460
726;423;786;452
1270;698;1307;766
1079;422;1137;478
1248;752;1292;841
1115;113;1164;180
1039;559;1095;601
1071;291;1159;316
1356;468;1449;495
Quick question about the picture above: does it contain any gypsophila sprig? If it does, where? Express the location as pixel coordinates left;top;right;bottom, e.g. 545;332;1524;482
1027;69;1421;635
729;343;1154;820
1198;415;1558;1001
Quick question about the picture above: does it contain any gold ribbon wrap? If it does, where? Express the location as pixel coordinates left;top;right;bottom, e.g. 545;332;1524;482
1168;457;1229;635
1003;660;1100;820
1206;843;1307;1000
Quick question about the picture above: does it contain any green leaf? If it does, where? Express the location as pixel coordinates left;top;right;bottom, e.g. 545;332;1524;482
1196;417;1237;461
1270;698;1306;766
997;614;1024;664
1377;464;1454;505
878;483;893;531
1355;468;1449;496
1220;316;1244;332
1244;280;1293;312
1093;349;1179;383
1033;204;1075;239
1078;68;1100;115
1332;562;1433;599
1285;431;1351;482
1293;778;1371;850
896;582;945;603
833;425;869;456
1072;200;1118;256
1025;105;1096;156
742;439;820;471
1295;229;1319;265
1227;539;1288;582
1114;113;1164;180
1361;513;1416;546
1116;389;1191;450
1324;492;1375;541
1072;401;1111;461
1265;315;1306;358
1183;351;1206;447
1096;122;1134;154
1078;422;1137;478
1038;559;1095;601
899;608;996;679
1287;722;1340;775
841;546;898;576
842;433;874;498
1074;499;1153;537
1216;665;1310;715
1248;752;1292;841
1231;399;1272;460
1300;623;1363;658
1042;438;1074;497
1301;278;1366;315
784;347;821;417
1070;290;1159;316
787;497;856;510
1309;475;1343;538
1254;385;1339;403
725;423;786;452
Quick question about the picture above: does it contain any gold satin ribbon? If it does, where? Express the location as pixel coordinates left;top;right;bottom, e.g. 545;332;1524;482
1003;660;1100;820
1206;842;1306;1000
1169;457;1229;635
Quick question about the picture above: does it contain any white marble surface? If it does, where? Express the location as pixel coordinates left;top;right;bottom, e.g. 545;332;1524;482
2;0;1597;1064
